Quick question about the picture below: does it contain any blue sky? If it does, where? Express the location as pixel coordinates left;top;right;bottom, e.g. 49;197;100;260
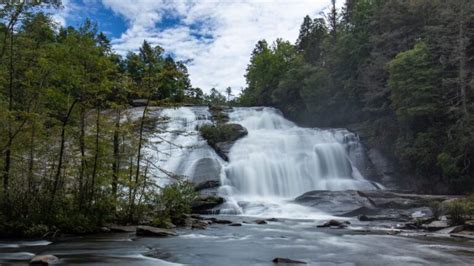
55;0;336;93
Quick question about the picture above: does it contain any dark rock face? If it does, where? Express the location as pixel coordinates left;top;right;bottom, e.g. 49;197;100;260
317;219;350;228
29;255;59;265
214;141;234;161
272;257;307;264
294;190;374;215
136;226;177;237
191;157;222;184
194;180;221;192
295;190;453;222
367;148;395;186
191;195;224;214
199;123;248;161
204;217;233;224
184;216;209;230
228;223;242;227
109;225;137;233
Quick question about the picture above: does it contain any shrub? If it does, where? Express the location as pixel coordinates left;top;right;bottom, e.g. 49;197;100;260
446;195;474;225
199;123;247;146
154;181;197;226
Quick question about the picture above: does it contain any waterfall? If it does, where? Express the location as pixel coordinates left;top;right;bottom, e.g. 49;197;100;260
145;106;379;217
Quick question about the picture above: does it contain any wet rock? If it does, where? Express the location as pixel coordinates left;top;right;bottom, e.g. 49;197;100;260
435;225;465;234
29;255;59;265
184;215;209;230
358;215;374;221
136;226;177;237
386;230;400;235
229;223;242;227
188;219;209;230
272;257;307;264
317;220;349;228
296;190;454;226
191;195;224;214
357;191;449;209
451;231;474;239
214;141;234;161
295;190;375;215
191;157;222;185
422;220;449;231
199;123;248;161
205;218;232;224
100;226;111;233
109;225;137;232
255;219;267;225
194;180;221;191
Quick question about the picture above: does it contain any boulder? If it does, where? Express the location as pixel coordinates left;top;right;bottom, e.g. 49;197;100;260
255;219;267;225
272;257;307;264
205;217;233;224
136;226;177;237
194;180;221;191
184;214;209;229
199;123;248;161
295;190;375;215
191;195;224;214
214;141;234;161
435;225;465;234
109;225;137;233
191;157;222;185
229;223;242;227
422;220;449;231
295;190;454;224
317;219;349;228
29;255;59;265
451;231;474;239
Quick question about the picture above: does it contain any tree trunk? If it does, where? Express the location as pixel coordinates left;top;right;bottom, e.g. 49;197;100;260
458;2;469;123
50;99;78;207
134;99;150;188
112;109;121;200
89;107;101;206
2;27;15;217
78;104;86;207
27;121;36;194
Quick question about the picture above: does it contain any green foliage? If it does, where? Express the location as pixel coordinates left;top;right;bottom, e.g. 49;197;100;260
446;196;474;225
388;43;441;124
153;181;197;226
0;10;201;236
199;123;244;146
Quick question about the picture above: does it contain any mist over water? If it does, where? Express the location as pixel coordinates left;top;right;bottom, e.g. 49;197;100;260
147;106;378;218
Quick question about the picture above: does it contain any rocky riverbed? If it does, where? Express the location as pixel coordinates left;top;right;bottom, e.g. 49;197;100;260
0;213;473;265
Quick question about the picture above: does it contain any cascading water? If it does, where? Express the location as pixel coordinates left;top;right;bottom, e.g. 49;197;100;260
145;106;379;218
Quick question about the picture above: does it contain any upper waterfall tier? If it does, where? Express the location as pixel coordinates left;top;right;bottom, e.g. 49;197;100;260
144;106;378;198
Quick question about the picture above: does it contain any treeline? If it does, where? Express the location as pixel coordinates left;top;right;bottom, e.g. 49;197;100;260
0;3;199;236
239;0;474;193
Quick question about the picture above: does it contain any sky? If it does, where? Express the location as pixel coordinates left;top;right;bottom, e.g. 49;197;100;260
55;0;338;94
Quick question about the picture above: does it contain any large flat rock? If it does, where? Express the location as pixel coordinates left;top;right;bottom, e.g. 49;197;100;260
295;190;455;220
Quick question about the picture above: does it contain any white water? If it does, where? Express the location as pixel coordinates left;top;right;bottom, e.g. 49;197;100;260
144;106;378;218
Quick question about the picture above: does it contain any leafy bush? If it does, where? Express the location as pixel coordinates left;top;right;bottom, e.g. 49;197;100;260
446;195;474;225
154;181;197;226
199;123;247;146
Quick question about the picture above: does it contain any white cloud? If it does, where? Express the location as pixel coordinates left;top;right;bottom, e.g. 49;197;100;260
101;0;335;93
